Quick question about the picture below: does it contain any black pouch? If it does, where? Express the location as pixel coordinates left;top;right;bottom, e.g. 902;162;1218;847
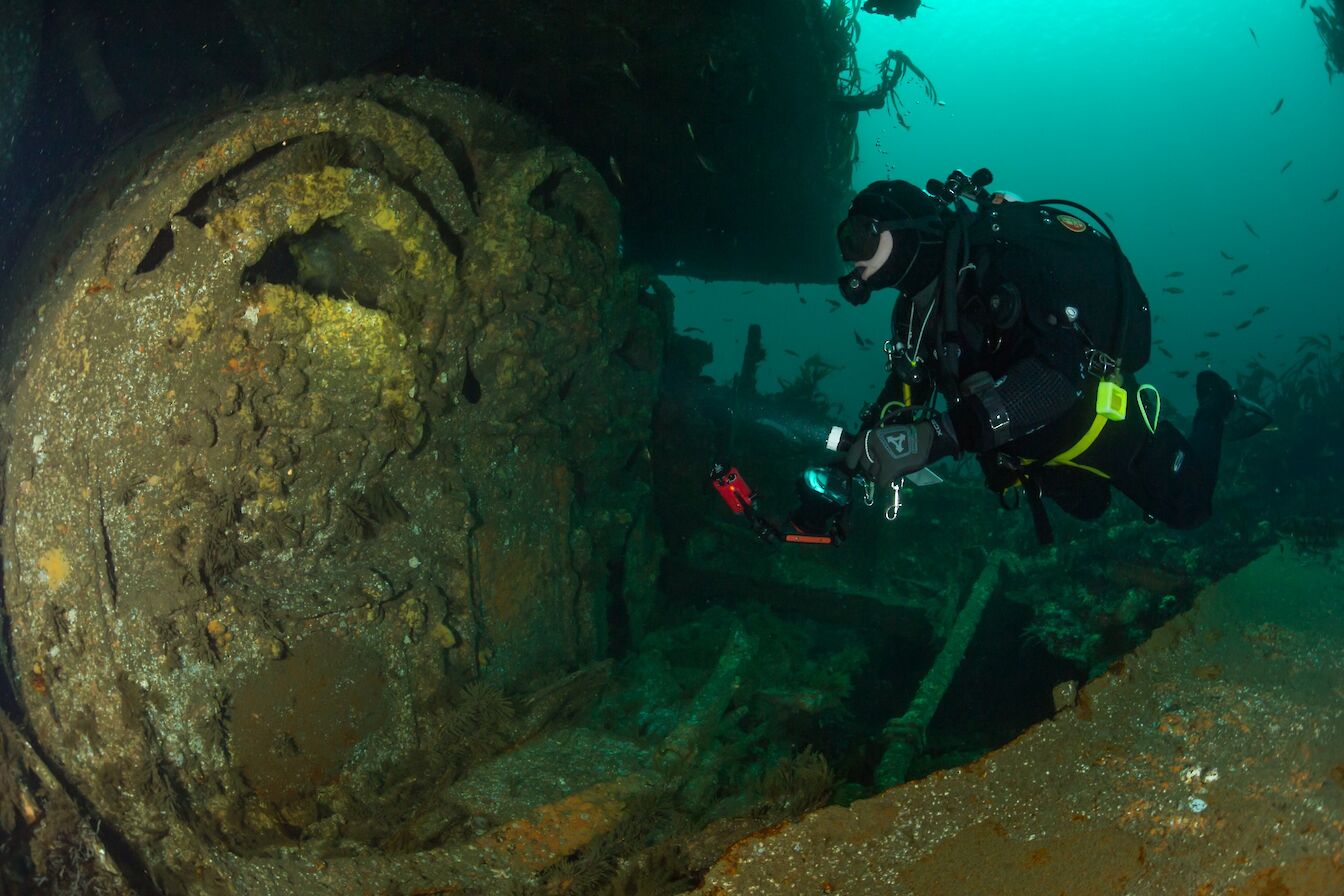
1120;421;1211;529
1032;465;1111;520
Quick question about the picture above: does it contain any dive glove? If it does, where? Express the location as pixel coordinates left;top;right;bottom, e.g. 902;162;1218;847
845;414;958;489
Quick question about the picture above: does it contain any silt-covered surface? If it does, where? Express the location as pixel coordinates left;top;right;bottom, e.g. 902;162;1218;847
693;545;1344;895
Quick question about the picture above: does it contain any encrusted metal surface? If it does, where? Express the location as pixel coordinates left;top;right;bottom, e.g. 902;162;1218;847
695;546;1344;895
1;75;664;890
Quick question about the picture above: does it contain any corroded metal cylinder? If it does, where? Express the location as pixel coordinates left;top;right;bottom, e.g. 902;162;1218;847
0;75;663;879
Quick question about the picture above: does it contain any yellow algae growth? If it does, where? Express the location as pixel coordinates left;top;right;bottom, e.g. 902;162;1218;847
37;548;70;589
373;206;399;231
260;282;419;423
358;195;434;279
173;303;211;345
431;622;458;649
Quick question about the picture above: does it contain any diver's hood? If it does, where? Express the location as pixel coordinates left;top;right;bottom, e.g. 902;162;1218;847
840;180;947;295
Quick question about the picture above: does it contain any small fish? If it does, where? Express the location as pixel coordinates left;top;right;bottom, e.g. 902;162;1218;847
825;298;840;308
683;326;703;333
621;62;641;89
607;156;624;188
1281;160;1293;173
1158;346;1173;359
1252;305;1269;315
784;349;799;357
1162;286;1184;294
798;296;806;304
686;122;696;141
1244;220;1260;238
706;52;719;73
1195;350;1211;358
1219;250;1235;260
1231;263;1249;275
1325;188;1340;203
1173;370;1190;378
1165;271;1184;278
1270;97;1284;115
854;330;867;346
1104;211;1116;221
747;86;756;103
1249;27;1258;46
695;153;718;174
1235;320;1253;330
1221;289;1236;296
1203;331;1220;338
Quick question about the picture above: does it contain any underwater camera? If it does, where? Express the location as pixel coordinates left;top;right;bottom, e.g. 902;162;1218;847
788;466;853;537
711;462;848;545
927;167;994;206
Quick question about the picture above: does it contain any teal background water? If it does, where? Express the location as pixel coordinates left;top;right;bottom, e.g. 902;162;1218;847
674;0;1343;426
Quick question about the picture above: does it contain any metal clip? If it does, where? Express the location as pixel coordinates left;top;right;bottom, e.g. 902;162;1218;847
883;339;898;372
862;478;875;507
885;479;903;520
1085;348;1120;380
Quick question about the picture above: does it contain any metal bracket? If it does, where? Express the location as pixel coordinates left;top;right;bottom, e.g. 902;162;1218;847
1085;348;1120;380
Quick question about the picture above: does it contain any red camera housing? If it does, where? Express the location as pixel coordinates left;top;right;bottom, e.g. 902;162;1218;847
710;465;755;515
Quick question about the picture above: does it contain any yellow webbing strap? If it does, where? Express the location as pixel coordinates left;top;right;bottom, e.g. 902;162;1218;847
1043;414;1110;479
1015;413;1111;479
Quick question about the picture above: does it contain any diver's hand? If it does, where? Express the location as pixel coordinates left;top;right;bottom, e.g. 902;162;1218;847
844;415;958;488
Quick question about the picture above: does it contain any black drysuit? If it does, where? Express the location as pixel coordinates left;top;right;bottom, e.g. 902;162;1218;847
873;201;1225;532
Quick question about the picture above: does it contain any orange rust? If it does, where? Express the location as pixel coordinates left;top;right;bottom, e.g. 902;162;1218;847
85;278;113;295
473;775;652;873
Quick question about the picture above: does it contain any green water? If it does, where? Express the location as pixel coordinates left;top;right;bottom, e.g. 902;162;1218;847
675;0;1344;424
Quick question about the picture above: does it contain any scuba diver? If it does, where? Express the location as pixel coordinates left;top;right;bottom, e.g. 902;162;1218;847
809;169;1261;543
